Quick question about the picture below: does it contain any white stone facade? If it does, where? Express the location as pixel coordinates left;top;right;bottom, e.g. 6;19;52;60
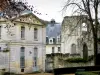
0;13;46;73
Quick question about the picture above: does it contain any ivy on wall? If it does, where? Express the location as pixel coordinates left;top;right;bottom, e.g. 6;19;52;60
65;55;94;63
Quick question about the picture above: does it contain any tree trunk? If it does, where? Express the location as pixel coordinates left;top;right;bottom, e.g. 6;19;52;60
93;32;98;66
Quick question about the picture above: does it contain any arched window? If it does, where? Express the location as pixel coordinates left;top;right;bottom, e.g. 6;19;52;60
82;23;87;31
34;28;38;40
71;44;76;54
83;43;88;60
20;47;25;68
21;26;25;39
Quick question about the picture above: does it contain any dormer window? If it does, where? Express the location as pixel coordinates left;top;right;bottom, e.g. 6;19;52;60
49;38;53;44
46;36;49;44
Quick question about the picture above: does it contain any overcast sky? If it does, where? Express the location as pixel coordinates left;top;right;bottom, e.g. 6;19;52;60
27;0;66;23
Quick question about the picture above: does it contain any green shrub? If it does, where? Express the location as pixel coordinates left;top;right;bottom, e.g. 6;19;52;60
66;58;87;63
66;55;94;63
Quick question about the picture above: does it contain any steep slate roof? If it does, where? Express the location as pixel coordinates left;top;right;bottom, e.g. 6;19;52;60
46;23;61;39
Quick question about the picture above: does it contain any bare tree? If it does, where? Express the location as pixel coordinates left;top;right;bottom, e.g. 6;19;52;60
0;0;33;19
63;0;100;66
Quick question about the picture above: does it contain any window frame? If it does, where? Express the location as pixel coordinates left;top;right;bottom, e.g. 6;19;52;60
34;28;38;41
34;47;38;67
20;47;25;68
21;26;25;40
0;26;1;39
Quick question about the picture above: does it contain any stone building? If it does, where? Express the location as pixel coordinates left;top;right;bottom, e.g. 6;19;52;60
45;19;61;71
0;13;46;73
61;15;94;57
46;19;61;54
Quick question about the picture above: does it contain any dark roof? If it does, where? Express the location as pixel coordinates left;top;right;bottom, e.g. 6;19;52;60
46;23;61;39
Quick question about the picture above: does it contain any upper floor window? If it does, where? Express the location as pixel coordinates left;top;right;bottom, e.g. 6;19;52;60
34;28;38;40
52;47;54;53
58;47;61;52
58;37;60;43
21;26;25;39
82;23;87;31
0;47;1;52
0;26;1;39
46;36;49;44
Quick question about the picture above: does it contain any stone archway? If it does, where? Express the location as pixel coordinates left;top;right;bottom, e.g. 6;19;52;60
83;43;88;60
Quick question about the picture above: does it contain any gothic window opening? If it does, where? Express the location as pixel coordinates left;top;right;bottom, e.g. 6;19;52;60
83;43;88;60
82;23;87;31
71;44;76;54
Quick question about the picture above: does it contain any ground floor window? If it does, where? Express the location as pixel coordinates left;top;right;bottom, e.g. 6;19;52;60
21;69;24;72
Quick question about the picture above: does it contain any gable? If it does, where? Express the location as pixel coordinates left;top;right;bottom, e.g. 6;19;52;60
14;13;45;26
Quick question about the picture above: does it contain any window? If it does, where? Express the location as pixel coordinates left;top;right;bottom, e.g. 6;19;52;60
21;26;25;39
0;47;1;52
20;47;25;68
58;38;60;43
58;47;60;52
34;47;38;67
46;37;49;44
83;43;88;60
21;69;24;72
34;47;38;57
52;47;54;53
53;38;56;44
71;44;76;54
0;26;1;39
34;28;38;40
